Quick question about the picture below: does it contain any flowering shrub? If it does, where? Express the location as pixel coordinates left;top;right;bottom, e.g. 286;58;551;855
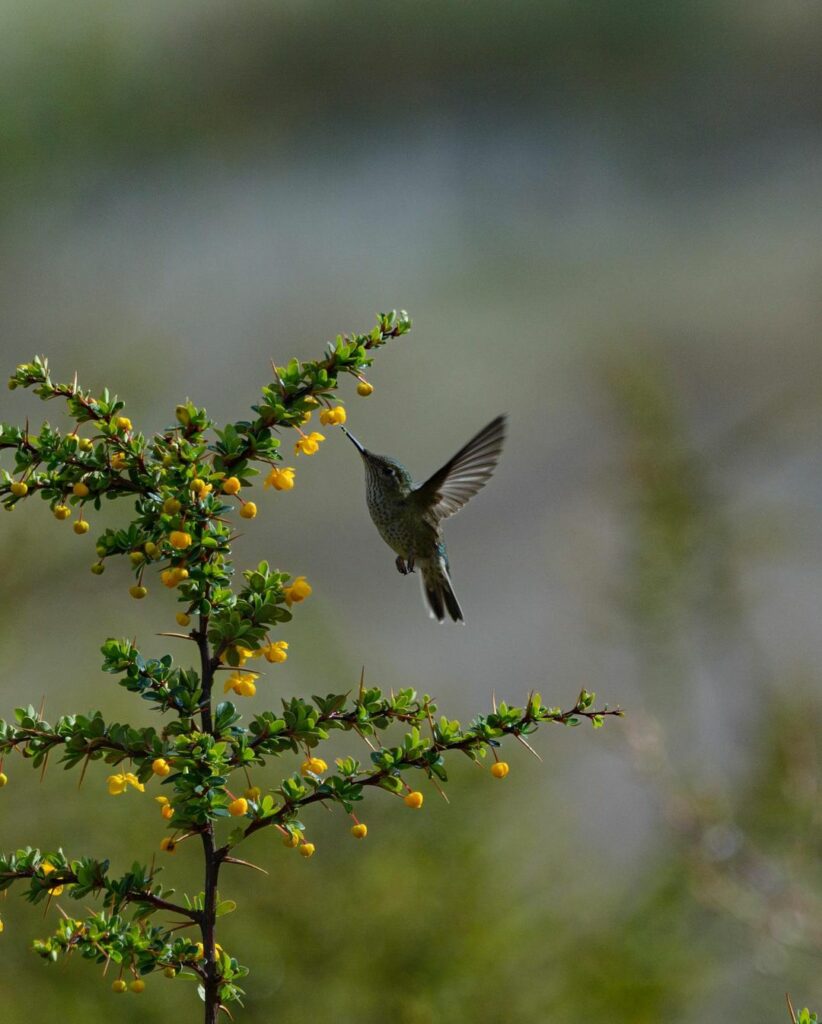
0;312;621;1022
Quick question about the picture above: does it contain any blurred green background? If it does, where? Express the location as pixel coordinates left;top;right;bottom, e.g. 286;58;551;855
1;1;821;1021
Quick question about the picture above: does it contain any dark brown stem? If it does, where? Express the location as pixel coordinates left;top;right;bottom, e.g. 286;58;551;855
197;609;221;1024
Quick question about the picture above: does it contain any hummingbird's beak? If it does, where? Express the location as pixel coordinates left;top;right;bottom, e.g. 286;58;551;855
340;425;367;456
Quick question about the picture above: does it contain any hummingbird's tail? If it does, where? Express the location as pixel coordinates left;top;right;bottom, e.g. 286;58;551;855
420;554;464;624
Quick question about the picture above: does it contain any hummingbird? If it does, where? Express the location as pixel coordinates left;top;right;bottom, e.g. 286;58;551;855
341;415;507;623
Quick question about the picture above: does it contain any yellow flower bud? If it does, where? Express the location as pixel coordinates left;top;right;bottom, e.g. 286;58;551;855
112;979;127;993
129;551;144;565
282;830;302;848
162;497;181;515
490;761;510;779
351;823;368;839
73;520;90;535
72;482;89;497
356;380;374;397
239;501;257;519
222;476;241;495
190;478;211;497
78;437;93;452
298;842;316;859
152;758;171;777
228;797;248;817
144;541;159;558
0;772;8;787
115;417;132;432
404;791;424;809
53;505;71;520
164;966;176;979
129;979;145;993
91;562;105;575
10;481;28;497
160;837;176;854
244;786;261;801
176;612;191;627
110;453;127;471
129;585;148;600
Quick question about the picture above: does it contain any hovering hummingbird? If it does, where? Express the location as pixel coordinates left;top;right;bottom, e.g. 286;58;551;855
341;415;507;623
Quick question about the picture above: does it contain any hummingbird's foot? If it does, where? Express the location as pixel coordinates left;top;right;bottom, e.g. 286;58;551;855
407;555;416;573
395;556;410;575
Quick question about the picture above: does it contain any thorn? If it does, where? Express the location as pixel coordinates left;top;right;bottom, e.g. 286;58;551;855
223;857;269;876
39;749;50;784
156;632;195;640
354;726;377;752
78;752;92;789
429;776;450;804
786;994;797;1024
358;666;365;703
491;690;497;714
37;694;46;719
514;733;543;762
72;370;78;393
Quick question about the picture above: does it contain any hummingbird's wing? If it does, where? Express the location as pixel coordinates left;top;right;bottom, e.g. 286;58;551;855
412;414;507;522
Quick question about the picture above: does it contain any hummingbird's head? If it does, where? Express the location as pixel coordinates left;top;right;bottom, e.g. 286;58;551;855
341;426;413;494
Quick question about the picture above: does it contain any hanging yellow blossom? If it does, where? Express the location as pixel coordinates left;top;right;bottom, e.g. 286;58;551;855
262;640;288;664
264;467;296;491
283;576;312;606
294;432;325;456
319;406;347;426
107;772;145;796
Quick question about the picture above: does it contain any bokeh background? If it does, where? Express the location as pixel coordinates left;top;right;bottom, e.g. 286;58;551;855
1;2;821;1021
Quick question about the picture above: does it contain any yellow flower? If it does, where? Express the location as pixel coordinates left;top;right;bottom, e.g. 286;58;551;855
404;791;424;809
129;551;145;566
282;829;303;848
160;837;176;854
490;761;510;779
73;520;90;535
168;530;192;550
239;501;257;519
161;804;174;820
264;466;296;491
298;843;316;859
263;640;288;664
129;980;145;993
72;482;89;497
129;585;148;600
115;416;132;432
53;505;71;520
176;612;191;627
351;823;368;839
284;576;312;606
107;772;145;796
112;980;127;994
300;757;328;776
228;797;248;817
0;772;8;787
190;478;212;497
144;541;159;558
319;406;347;426
40;861;64;896
10;481;28;497
222;476;241;495
0;917;4;932
161;567;189;588
110;453;127;471
223;672;258;697
356;380;374;397
152;758;171;777
294;432;325;456
162;497;181;515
